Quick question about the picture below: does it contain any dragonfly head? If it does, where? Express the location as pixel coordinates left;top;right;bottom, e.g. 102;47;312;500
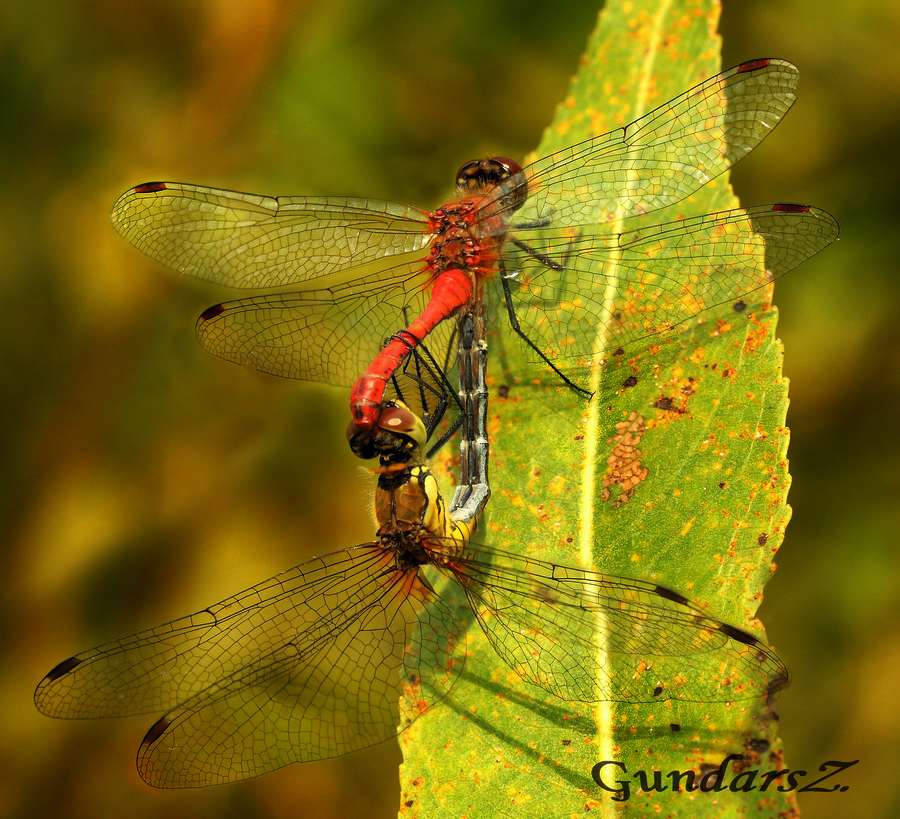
455;157;527;213
347;401;426;473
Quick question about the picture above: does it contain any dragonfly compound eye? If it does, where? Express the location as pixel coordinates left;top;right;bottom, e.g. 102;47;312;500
377;403;426;451
346;424;379;460
455;157;527;210
347;403;427;466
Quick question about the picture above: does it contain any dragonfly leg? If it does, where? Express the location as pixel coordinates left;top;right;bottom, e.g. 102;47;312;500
498;263;593;399
509;233;581;311
510;237;566;271
391;334;459;439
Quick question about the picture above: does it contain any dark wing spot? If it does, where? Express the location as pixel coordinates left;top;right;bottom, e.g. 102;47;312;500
738;58;771;73
44;656;81;681
141;716;171;747
653;585;690;606
653;685;664;697
718;623;759;647
133;182;168;193
771;202;810;213
623;376;638;388
199;303;226;321
497;384;510;399
733;300;747;313
758;533;769;546
669;723;681;732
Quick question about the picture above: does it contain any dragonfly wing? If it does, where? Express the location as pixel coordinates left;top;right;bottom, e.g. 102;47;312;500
35;546;394;719
450;546;788;704
500;205;839;388
482;59;799;232
195;260;435;386
112;183;432;287
36;544;465;786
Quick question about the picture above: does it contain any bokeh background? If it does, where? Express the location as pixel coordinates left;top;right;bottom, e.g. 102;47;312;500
3;1;897;817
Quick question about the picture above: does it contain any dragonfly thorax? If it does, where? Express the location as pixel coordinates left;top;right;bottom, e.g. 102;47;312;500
379;528;432;571
374;462;472;573
427;203;501;280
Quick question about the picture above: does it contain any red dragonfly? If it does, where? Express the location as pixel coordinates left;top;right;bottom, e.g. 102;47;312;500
36;398;787;787
111;58;838;433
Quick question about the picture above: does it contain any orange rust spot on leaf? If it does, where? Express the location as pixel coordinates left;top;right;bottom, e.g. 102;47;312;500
713;317;733;336
744;323;769;353
601;412;649;507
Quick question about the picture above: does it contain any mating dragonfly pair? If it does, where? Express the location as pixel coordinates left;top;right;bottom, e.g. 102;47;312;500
36;59;837;788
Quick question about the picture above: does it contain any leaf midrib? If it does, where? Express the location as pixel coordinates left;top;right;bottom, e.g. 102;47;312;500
577;10;682;815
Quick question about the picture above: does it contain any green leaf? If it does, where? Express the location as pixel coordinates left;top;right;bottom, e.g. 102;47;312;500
400;0;794;816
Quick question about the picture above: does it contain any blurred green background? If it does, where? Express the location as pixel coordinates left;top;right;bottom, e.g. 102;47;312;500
3;1;897;817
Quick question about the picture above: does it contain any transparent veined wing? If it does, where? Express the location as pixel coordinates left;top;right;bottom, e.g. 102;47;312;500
112;182;433;288
480;58;799;232
497;204;839;387
35;544;465;787
194;255;445;387
449;545;787;704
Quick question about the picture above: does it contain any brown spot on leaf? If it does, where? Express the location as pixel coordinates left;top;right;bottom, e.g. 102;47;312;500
652;395;686;414
747;738;770;755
